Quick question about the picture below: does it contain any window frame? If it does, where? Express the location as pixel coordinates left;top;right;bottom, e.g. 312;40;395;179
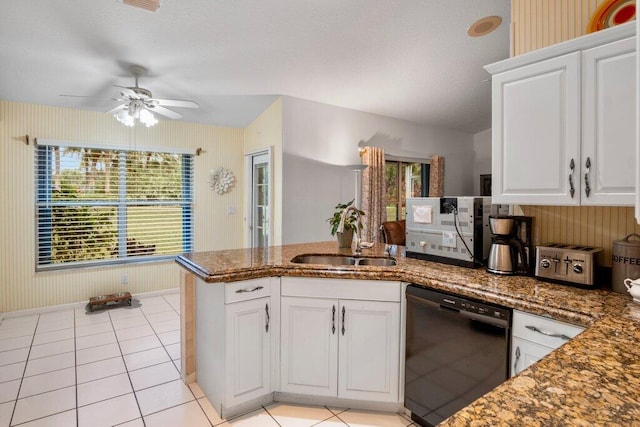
385;159;430;222
35;139;194;271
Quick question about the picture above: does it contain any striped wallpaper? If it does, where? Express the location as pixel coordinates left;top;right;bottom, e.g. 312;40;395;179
0;101;244;312
511;0;640;266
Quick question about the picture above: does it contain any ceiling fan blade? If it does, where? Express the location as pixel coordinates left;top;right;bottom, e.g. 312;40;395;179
113;85;140;99
148;105;182;119
152;98;199;109
106;104;127;115
59;94;117;100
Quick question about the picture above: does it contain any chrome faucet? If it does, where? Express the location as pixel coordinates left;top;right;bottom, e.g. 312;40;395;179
337;205;363;255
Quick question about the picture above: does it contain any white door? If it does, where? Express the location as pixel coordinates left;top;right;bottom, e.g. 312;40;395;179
582;37;636;206
337;300;400;402
280;297;338;396
246;151;270;248
491;52;581;205
225;297;271;406
511;337;552;377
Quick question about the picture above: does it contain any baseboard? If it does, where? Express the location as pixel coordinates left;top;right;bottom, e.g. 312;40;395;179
274;392;404;413
1;288;179;320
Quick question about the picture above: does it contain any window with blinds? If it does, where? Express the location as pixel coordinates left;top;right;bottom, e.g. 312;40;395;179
35;141;193;270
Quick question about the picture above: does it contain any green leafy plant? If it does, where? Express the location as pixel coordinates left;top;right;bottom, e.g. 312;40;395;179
327;199;365;236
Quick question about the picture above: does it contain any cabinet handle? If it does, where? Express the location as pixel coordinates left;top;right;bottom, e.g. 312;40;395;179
513;346;521;374
332;305;336;335
235;286;264;294
341;306;346;336
584;157;591;198
568;158;575;198
265;303;270;333
525;325;571;341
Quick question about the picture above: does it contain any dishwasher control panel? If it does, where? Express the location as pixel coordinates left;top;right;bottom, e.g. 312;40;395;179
411;285;511;322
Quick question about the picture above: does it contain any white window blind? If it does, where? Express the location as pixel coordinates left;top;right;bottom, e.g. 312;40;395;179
35;143;194;270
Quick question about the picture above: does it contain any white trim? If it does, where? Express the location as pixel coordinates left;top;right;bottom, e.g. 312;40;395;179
35;138;197;155
244;147;273;248
485;21;635;75
0;288;179;320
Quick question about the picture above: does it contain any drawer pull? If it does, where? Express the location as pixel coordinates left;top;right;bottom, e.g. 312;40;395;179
525;325;571;341
235;286;264;294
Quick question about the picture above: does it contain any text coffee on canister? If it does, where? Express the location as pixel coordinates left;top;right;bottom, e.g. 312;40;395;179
612;233;640;294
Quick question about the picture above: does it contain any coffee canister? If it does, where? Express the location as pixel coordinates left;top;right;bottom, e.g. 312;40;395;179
612;233;640;294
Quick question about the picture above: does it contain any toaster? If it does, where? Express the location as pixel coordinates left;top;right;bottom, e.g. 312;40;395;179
535;243;604;288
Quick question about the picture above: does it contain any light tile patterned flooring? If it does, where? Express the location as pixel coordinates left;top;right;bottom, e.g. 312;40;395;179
0;292;416;427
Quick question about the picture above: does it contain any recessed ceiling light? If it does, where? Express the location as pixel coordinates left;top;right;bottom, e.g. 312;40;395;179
467;16;502;37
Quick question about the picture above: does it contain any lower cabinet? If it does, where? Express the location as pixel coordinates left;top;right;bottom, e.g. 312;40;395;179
224;296;271;407
280;278;401;403
196;277;277;418
511;310;584;377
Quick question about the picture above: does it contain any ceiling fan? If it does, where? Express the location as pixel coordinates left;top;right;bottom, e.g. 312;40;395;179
63;65;199;127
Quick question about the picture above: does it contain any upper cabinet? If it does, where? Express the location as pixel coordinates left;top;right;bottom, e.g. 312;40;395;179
486;23;636;206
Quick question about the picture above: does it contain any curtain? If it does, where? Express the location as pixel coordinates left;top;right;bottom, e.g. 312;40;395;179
429;155;445;197
361;146;386;243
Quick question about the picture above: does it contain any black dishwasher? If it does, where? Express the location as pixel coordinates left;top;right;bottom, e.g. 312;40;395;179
405;285;511;426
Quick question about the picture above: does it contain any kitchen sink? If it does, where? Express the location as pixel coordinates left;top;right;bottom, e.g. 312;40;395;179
290;254;396;267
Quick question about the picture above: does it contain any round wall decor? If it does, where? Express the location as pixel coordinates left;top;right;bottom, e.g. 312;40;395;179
209;167;235;194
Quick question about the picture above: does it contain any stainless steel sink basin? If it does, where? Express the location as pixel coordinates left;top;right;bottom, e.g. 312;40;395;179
356;257;397;266
290;254;396;267
290;254;357;265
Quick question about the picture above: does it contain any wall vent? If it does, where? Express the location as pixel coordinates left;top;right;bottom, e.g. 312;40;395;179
123;0;160;12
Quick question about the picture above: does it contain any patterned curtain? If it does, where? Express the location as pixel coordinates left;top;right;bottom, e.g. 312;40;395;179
361;147;386;243
429;155;445;197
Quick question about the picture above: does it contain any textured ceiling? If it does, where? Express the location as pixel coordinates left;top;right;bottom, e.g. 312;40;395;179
0;0;510;133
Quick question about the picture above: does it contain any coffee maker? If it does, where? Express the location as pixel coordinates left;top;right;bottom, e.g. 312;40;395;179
487;215;534;275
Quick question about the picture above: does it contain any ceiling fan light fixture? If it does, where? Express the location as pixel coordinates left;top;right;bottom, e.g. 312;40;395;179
114;109;135;127
139;109;159;127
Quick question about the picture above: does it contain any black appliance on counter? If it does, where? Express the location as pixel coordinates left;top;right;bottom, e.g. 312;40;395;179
405;285;511;426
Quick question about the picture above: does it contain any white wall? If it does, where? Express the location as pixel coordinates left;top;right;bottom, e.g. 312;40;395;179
281;96;476;244
473;128;492;195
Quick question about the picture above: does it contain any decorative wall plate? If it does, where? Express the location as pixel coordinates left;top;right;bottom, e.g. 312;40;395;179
588;0;636;33
209;167;235;194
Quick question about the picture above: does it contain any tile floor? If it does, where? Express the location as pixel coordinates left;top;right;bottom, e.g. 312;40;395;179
0;292;416;427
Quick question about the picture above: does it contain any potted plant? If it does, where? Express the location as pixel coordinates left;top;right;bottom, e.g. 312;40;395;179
327;199;365;248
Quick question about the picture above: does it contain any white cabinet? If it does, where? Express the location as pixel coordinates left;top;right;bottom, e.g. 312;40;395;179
280;297;337;397
491;53;580;205
224;296;271;407
196;277;279;418
280;278;401;403
582;37;636;205
486;24;636;206
511;310;584;377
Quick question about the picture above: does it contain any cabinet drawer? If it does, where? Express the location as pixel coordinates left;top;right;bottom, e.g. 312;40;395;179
513;310;584;347
225;278;271;304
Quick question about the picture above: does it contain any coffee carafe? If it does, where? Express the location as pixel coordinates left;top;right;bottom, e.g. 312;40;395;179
487;215;533;275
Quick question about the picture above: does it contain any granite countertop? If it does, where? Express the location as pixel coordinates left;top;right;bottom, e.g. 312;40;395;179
176;241;640;426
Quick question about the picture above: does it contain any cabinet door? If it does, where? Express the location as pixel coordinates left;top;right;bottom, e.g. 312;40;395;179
224;297;271;406
582;37;636;206
280;297;338;396
511;337;553;377
491;52;581;205
338;300;400;402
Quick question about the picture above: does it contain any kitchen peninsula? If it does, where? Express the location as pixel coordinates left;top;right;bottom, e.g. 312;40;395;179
176;241;640;426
